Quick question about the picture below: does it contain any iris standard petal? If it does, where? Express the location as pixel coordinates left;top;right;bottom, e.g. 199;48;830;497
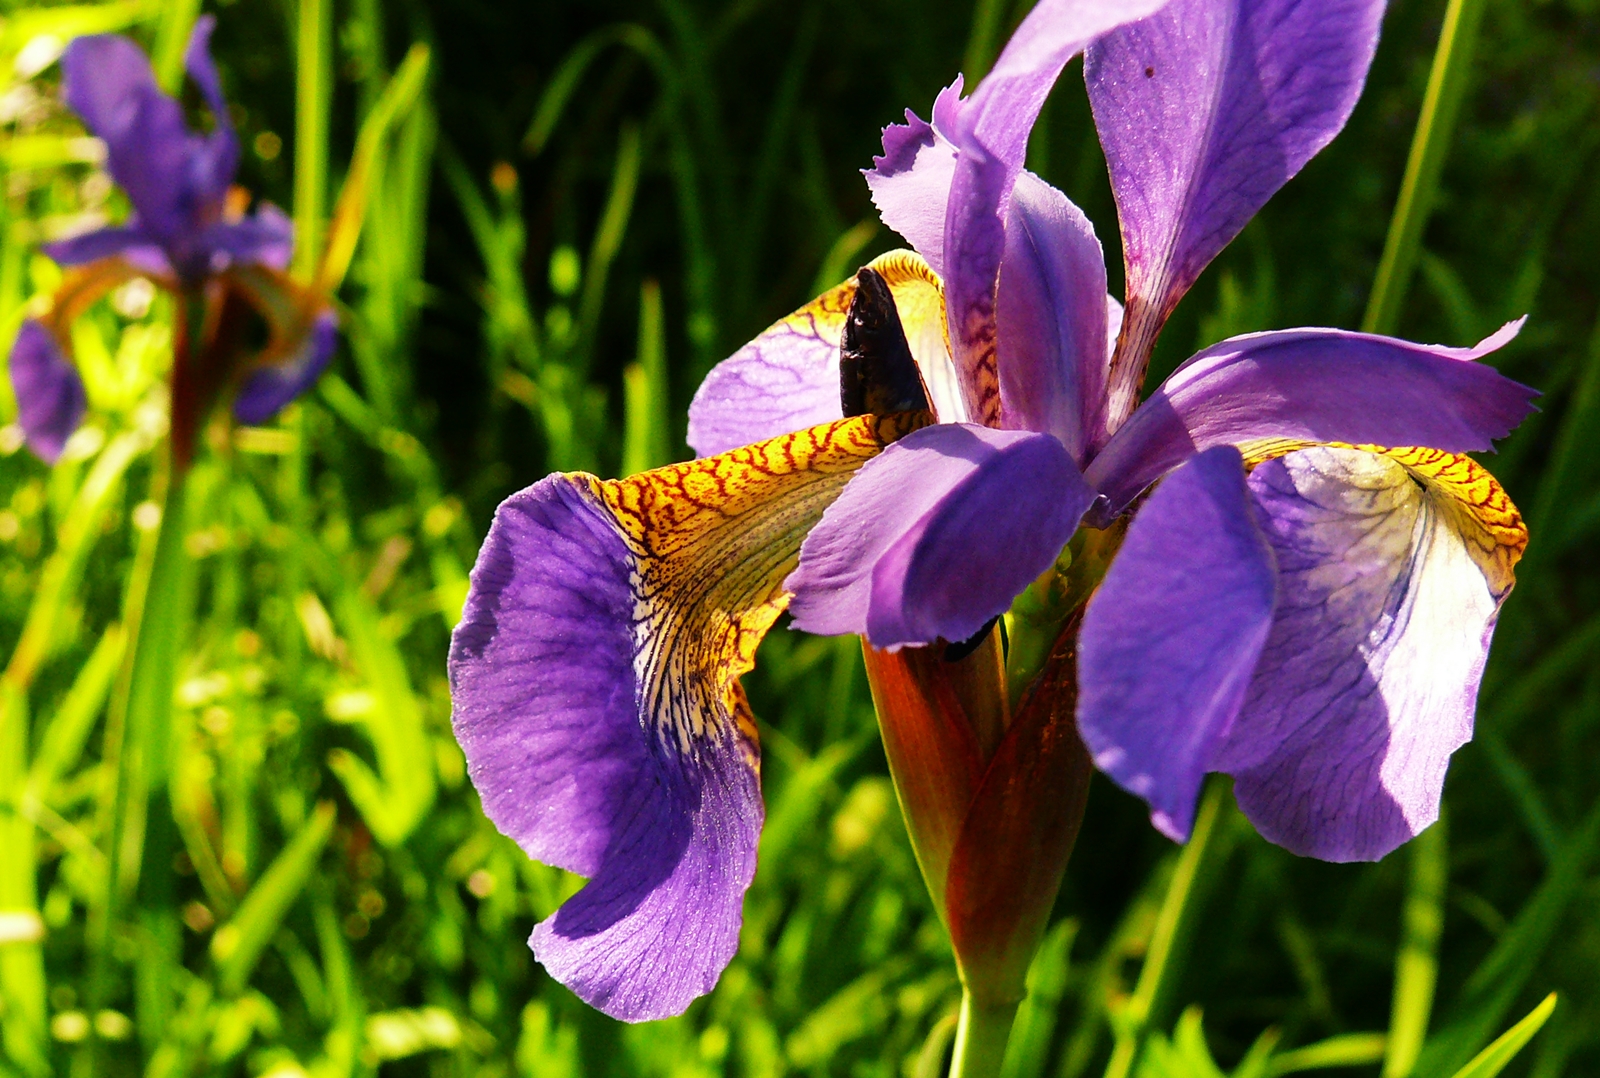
1085;323;1538;516
787;423;1094;650
449;413;924;1020
181;15;239;210
1086;0;1385;420
1076;445;1277;842
997;171;1111;463
9;320;87;464
1212;446;1525;862
60;35;200;247
687;250;958;455
234;310;338;425
940;0;1169;425
864;79;964;276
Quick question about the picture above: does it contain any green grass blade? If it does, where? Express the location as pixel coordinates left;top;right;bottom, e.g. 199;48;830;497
1362;0;1491;335
294;0;333;280
622;279;671;475
25;623;125;800
150;0;201;93
210;801;336;996
576;121;642;371
1384;819;1448;1078
1446;995;1556;1078
1268;1034;1388;1076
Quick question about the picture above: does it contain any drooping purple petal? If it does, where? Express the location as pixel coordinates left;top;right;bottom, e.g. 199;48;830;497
449;476;760;1020
234;310;337;425
787;422;1094;650
1213;447;1515;861
1085;323;1538;516
43;224;156;268
1085;0;1386;426
940;0;1170;424
997;171;1110;463
864;79;963;275
1076;445;1276;841
9;320;86;464
688;251;956;456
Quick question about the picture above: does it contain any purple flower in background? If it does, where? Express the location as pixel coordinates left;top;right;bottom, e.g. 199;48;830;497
8;17;333;463
450;0;1536;1022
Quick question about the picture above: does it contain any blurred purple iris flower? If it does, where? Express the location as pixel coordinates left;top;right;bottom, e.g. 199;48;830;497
450;0;1536;1022
9;17;335;463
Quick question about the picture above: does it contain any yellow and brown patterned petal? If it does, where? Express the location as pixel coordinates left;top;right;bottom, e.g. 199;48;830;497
686;250;959;456
448;411;926;1022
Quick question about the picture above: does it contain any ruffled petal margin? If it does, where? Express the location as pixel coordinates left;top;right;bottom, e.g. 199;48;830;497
687;250;958;456
449;412;925;1020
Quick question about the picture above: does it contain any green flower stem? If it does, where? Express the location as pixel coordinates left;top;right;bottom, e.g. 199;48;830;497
1362;0;1491;336
949;991;1020;1078
1103;777;1231;1078
1384;816;1448;1078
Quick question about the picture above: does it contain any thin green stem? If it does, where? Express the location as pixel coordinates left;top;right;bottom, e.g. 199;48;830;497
949;991;1020;1078
295;0;333;280
964;0;1009;84
1384;817;1449;1078
1361;0;1491;336
1103;777;1231;1078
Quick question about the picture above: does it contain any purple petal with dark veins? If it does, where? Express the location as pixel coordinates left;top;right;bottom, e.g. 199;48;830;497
449;475;760;1020
234;310;337;425
1215;447;1510;861
787;422;1094;650
1085;323;1538;516
997;171;1110;463
1085;0;1385;415
939;0;1169;423
1077;445;1276;841
864;79;963;275
9;320;86;464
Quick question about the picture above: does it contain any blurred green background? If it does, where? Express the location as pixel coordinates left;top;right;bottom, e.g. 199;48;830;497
1;0;1598;1075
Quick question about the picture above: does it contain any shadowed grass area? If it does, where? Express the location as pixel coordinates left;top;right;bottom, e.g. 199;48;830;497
0;0;1596;1075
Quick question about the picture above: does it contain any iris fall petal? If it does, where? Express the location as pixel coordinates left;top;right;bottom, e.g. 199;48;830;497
449;414;923;1019
788;423;1094;650
9;321;87;464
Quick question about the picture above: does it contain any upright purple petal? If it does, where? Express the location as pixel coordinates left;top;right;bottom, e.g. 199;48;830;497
787;422;1095;650
1085;324;1538;516
450;415;916;1019
1214;447;1519;861
1085;0;1386;426
688;251;956;456
9;320;86;464
182;15;239;213
234;310;337;425
940;0;1170;425
864;79;963;275
1077;446;1277;841
61;35;199;246
997;172;1110;463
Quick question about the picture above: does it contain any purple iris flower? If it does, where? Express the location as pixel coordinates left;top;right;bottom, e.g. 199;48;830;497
8;17;332;463
451;0;1536;1021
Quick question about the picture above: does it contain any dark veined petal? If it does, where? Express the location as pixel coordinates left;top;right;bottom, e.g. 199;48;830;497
449;413;925;1020
233;310;337;425
939;0;1169;425
687;250;959;455
1085;323;1537;517
787;422;1095;650
8;320;86;464
1076;446;1277;841
1214;446;1525;861
1086;0;1385;425
997;171;1111;463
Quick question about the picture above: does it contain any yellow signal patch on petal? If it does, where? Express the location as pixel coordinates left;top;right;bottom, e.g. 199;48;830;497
589;411;930;761
1236;438;1526;598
